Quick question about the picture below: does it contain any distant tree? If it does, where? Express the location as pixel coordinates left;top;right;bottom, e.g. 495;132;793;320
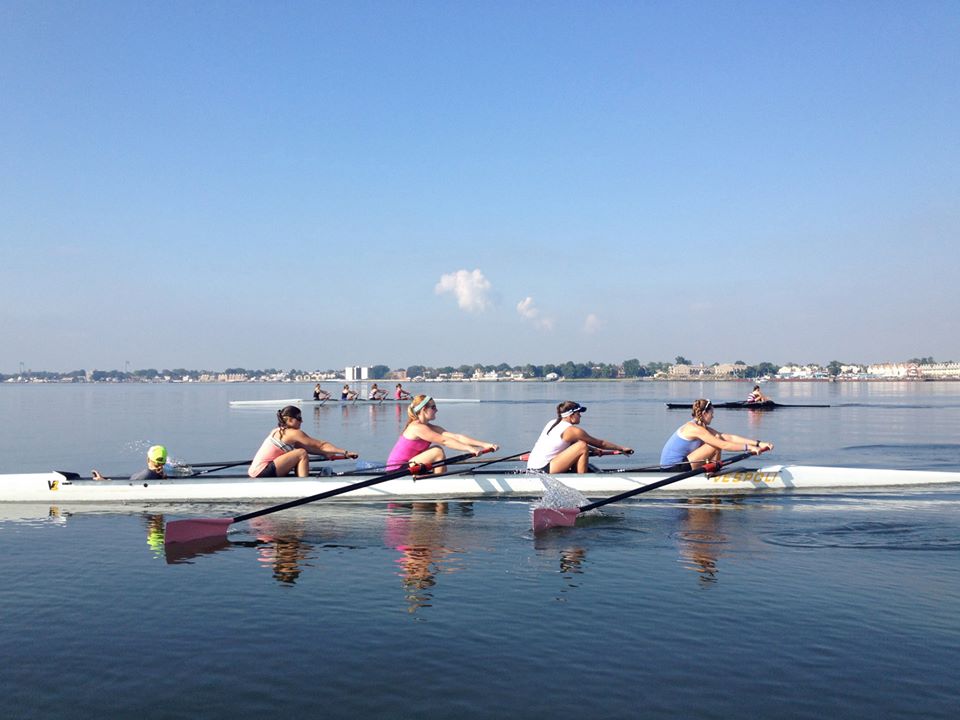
595;364;618;379
827;360;843;377
496;362;511;372
406;365;425;379
645;361;670;376
674;356;690;365
622;359;641;377
369;365;390;379
756;362;779;377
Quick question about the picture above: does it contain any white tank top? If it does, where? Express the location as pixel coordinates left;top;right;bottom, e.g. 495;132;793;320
526;420;573;469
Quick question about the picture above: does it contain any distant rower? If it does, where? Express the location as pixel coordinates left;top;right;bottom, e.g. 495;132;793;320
747;385;770;404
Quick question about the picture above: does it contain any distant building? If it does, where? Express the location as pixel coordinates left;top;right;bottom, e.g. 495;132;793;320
669;363;711;377
918;362;960;379
867;363;911;378
776;364;825;379
713;362;747;377
345;366;369;381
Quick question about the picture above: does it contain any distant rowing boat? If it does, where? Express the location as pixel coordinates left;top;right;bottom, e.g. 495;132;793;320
3;465;957;503
229;397;481;407
665;400;830;410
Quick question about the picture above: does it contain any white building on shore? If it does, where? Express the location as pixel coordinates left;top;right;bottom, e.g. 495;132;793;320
918;362;960;379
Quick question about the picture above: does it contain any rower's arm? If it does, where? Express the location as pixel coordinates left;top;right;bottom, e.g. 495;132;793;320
563;427;632;454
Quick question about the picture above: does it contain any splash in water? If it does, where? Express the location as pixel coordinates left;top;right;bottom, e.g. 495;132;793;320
530;471;599;517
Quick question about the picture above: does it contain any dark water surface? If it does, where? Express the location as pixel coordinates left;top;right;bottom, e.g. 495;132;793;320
1;381;959;718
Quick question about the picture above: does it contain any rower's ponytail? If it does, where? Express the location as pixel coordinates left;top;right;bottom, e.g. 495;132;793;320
405;395;429;429
692;399;711;425
277;405;301;440
548;400;579;435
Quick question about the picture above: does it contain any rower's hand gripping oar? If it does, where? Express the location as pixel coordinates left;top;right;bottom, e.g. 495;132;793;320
164;449;492;544
532;450;763;533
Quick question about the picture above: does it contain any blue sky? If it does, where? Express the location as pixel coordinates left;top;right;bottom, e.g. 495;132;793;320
2;1;958;372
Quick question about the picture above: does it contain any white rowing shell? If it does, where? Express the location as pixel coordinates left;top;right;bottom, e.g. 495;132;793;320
1;465;958;503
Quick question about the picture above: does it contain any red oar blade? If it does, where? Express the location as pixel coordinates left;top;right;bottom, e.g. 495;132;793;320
532;507;580;532
165;517;234;544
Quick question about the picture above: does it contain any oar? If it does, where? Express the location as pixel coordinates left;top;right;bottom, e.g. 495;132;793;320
439;449;530;478
341;453;518;477
183;454;349;477
164;449;490;544
532;450;760;532
516;448;624;464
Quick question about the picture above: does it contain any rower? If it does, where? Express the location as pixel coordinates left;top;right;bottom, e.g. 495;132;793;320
660;399;772;470
526;401;633;474
386;395;498;474
395;383;412;400
341;384;358;401
313;383;330;401
747;385;770;404
249;405;359;478
368;383;387;401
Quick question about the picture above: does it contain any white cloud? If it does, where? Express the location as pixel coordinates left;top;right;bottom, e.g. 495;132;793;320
583;313;603;334
516;296;554;331
435;269;493;313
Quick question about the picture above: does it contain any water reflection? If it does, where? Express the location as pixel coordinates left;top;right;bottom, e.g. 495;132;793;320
250;516;313;585
144;514;165;557
675;499;728;585
745;408;767;432
384;502;470;614
164;533;233;563
161;514;313;582
532;532;589;598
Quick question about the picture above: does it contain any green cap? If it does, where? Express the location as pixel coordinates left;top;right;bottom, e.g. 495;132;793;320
148;445;167;464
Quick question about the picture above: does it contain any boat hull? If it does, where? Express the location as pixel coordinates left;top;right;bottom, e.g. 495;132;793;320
2;466;958;503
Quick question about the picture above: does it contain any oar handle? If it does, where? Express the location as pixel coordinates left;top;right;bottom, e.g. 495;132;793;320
578;451;758;513
315;453;352;462
232;450;485;524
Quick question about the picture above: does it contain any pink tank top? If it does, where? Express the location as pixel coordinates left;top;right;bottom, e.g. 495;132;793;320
249;433;295;477
386;434;431;469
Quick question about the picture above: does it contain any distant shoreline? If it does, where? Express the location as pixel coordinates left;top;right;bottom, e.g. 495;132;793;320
4;377;959;385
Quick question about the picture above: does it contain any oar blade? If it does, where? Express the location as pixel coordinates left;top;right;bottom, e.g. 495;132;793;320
165;517;234;545
532;507;580;533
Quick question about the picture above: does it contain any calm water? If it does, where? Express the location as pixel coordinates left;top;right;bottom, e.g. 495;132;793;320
1;381;959;719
